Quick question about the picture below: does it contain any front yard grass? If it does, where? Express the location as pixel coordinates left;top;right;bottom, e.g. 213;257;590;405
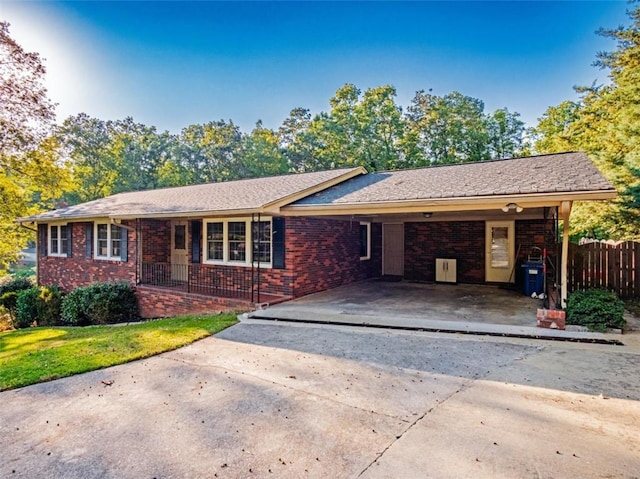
0;313;237;391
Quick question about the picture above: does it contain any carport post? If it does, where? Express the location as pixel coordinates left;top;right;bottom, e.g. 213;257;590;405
560;201;572;309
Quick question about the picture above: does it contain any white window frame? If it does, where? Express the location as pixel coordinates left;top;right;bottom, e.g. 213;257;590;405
203;217;272;268
94;222;122;261
48;223;69;257
360;222;371;261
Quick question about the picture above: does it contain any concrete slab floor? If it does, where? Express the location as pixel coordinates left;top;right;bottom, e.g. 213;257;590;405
250;280;639;344
257;280;549;327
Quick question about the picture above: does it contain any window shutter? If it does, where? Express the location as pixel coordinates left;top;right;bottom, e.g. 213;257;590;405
66;223;73;258
191;220;202;263
120;226;128;262
272;217;285;269
85;223;93;258
38;224;47;258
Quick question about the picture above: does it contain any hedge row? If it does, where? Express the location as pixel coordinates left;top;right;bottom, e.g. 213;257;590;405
0;278;139;328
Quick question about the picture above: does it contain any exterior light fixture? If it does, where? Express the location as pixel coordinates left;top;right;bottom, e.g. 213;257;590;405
501;203;523;213
422;212;433;218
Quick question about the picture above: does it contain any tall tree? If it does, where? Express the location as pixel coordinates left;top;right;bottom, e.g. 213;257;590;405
299;84;405;171
532;6;640;239
110;118;178;192
0;21;55;158
179;120;243;183
406;91;490;164
487;108;526;159
0;22;63;269
278;107;315;172
238;121;287;178
57;114;119;202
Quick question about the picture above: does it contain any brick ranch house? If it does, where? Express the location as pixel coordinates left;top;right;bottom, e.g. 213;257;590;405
18;152;616;318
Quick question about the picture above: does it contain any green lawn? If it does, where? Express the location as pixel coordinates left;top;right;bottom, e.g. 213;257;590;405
0;313;237;391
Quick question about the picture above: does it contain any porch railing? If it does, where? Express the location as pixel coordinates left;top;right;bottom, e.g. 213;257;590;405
140;262;255;300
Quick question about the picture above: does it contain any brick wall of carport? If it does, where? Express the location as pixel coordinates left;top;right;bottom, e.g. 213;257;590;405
403;219;556;284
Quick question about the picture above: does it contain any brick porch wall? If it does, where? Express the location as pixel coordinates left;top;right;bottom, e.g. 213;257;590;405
137;285;251;318
404;219;556;284
37;221;137;291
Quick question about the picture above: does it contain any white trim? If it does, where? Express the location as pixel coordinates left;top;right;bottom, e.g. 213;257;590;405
94;221;122;261
203;217;273;268
359;221;371;260
48;223;69;257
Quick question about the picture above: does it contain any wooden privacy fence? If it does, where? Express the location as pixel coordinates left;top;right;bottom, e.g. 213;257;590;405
568;241;639;299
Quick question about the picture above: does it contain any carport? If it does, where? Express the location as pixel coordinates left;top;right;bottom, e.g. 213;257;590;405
282;152;617;308
248;279;621;343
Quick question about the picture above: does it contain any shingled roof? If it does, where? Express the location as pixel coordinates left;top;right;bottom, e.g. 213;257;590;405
18;167;365;222
288;152;616;209
19;152;615;224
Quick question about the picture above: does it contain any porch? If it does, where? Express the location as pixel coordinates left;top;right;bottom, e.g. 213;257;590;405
138;262;290;318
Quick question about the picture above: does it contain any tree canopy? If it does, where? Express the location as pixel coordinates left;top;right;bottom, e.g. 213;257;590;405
531;5;640;240
0;22;69;269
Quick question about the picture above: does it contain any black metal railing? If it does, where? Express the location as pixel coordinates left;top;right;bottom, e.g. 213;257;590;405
140;262;255;300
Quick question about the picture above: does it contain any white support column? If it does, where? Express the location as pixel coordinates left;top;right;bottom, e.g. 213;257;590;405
560;201;573;308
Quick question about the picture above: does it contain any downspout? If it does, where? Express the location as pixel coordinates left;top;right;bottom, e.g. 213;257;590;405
111;218;139;286
560;201;572;309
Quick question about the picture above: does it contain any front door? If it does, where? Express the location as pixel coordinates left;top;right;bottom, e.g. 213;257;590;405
171;220;188;281
485;221;515;283
383;223;404;276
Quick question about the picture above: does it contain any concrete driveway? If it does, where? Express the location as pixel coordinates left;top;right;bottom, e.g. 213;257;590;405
2;320;640;478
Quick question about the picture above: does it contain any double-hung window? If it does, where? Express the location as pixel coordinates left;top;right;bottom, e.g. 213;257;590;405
49;224;69;257
252;221;271;264
204;218;272;266
95;223;122;260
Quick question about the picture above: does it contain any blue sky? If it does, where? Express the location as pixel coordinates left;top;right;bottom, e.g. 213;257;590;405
3;1;630;133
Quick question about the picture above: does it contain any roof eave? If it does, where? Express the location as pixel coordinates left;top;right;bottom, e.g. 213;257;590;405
281;189;618;216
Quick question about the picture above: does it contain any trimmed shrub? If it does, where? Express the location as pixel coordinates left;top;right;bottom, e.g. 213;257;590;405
0;277;34;318
15;288;39;329
0;276;34;296
566;289;626;332
37;286;64;326
60;287;89;326
61;282;139;326
0;292;18;317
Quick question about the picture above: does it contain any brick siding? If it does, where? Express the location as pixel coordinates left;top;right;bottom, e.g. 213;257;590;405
37;215;553;318
404;219;556;284
286;217;382;297
37;221;137;291
405;221;486;283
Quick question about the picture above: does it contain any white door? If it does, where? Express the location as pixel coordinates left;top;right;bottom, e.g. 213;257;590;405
171;220;188;281
383;223;404;276
485;221;515;283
